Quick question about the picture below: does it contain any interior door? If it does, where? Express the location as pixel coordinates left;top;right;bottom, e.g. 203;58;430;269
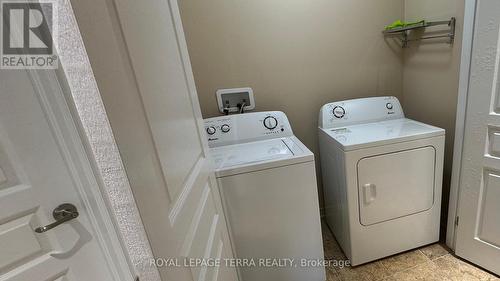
109;0;239;280
0;69;132;280
68;0;240;280
455;0;500;275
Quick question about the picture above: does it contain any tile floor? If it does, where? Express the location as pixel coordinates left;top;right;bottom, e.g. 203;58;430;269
322;222;500;281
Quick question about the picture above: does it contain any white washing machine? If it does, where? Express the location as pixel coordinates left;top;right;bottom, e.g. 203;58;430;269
204;111;325;281
318;96;445;266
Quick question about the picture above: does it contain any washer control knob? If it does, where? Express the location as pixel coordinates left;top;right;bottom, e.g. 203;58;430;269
263;116;278;130
206;126;216;135
221;124;230;133
333;106;345;118
386;102;393;110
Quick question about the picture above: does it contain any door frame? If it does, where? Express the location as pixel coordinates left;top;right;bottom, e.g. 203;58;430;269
24;67;137;280
446;0;477;250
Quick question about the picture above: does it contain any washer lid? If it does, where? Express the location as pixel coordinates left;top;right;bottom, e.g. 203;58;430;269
211;138;292;169
210;137;313;177
322;118;445;151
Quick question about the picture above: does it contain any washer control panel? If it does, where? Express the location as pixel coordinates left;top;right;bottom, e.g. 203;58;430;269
204;111;293;147
319;96;404;129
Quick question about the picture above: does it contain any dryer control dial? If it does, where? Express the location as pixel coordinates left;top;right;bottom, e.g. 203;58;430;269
333;106;345;118
263;116;278;130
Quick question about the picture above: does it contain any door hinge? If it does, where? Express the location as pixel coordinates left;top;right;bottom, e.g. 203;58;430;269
455;216;459;227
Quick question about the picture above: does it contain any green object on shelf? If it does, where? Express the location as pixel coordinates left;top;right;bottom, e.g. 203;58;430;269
384;19;426;30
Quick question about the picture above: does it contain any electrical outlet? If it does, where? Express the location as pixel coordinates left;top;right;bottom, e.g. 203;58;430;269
216;87;255;114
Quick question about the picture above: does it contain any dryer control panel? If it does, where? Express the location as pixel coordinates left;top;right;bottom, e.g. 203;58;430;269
318;96;404;129
204;111;293;147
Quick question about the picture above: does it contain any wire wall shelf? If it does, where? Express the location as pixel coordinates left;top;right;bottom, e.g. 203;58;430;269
383;17;456;48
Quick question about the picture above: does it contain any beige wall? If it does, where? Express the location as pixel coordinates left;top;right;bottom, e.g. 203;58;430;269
179;0;465;225
402;0;465;235
179;0;404;206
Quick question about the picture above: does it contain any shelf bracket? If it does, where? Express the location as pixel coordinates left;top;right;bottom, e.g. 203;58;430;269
401;31;408;48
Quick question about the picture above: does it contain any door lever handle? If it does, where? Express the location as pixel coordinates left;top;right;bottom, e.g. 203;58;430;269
35;203;79;233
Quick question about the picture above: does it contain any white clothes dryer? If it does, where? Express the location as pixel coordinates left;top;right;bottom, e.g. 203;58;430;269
318;96;445;266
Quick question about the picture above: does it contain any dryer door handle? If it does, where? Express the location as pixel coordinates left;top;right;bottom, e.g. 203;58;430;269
363;183;377;204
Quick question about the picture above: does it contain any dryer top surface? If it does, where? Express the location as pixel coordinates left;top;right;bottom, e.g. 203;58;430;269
320;118;444;151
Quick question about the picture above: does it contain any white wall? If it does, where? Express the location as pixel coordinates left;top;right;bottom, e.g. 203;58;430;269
56;0;160;280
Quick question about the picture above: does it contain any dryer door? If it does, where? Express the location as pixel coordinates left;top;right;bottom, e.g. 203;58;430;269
357;146;435;226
